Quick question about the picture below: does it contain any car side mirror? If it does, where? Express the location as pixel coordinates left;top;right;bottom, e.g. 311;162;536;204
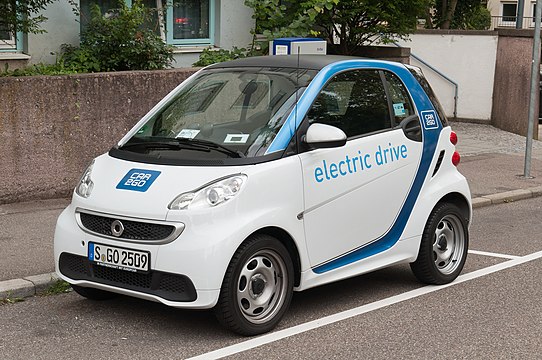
303;123;347;149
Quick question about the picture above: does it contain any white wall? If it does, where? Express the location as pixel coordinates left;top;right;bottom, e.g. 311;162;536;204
216;0;254;49
27;0;80;64
394;32;498;121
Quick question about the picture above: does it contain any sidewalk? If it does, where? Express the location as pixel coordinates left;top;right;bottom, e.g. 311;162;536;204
2;122;542;299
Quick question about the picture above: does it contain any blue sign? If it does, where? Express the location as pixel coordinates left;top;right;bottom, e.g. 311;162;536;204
420;110;439;130
116;169;161;192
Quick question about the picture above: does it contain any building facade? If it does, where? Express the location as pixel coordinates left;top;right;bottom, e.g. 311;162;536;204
487;0;538;28
0;0;255;69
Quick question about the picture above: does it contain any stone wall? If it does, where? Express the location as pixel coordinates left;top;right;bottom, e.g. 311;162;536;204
0;68;196;204
492;29;539;139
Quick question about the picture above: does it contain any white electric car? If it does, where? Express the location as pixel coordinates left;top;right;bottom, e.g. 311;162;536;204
54;55;471;335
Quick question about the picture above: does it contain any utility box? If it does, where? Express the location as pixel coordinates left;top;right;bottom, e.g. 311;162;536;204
270;38;327;56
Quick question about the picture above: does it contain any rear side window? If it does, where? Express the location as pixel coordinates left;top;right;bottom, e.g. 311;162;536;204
307;69;392;138
383;71;415;126
408;67;449;127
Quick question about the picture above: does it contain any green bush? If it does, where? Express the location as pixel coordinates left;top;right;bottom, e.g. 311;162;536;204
1;0;174;77
0;62;77;77
193;47;249;67
61;0;173;72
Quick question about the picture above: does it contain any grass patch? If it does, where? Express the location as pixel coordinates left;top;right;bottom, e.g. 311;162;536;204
0;293;25;305
43;280;72;296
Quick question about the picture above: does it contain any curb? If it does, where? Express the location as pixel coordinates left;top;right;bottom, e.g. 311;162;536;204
2;186;542;302
0;272;60;300
471;185;542;209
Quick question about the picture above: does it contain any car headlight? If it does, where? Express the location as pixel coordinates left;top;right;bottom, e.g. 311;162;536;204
169;174;247;210
75;160;95;198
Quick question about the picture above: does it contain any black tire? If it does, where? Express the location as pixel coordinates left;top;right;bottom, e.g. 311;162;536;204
410;202;469;285
71;284;117;301
214;234;294;336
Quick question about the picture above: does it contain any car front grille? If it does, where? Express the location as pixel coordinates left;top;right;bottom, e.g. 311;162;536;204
59;253;197;302
78;212;177;242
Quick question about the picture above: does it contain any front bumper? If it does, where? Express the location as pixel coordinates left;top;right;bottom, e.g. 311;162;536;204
54;204;230;309
58;252;197;302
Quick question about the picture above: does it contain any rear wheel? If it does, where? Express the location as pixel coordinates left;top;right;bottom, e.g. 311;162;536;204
410;202;469;285
71;284;117;301
214;234;294;336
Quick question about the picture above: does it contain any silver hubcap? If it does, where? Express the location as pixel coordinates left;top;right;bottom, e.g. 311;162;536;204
433;214;465;275
237;249;288;324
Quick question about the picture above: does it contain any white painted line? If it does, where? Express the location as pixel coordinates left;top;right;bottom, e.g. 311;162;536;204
468;249;521;260
187;249;542;360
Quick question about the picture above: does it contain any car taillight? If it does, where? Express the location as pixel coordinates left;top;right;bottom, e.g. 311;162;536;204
450;131;458;145
452;151;461;166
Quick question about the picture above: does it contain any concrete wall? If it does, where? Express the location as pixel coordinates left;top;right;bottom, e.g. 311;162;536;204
394;30;499;122
492;29;539;139
216;0;254;50
0;69;196;204
27;0;80;65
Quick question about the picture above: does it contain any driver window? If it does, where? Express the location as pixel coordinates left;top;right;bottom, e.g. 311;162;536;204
307;70;391;138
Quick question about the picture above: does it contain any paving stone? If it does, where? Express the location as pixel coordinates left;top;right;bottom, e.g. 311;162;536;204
484;189;533;204
472;197;492;209
24;273;60;294
0;278;35;299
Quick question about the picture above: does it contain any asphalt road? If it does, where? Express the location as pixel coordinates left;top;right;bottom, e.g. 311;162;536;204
1;198;542;359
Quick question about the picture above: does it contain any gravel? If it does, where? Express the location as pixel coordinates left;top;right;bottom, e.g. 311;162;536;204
450;121;542;158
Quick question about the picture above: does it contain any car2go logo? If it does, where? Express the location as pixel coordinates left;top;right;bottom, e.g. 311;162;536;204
421;110;439;130
116;169;161;192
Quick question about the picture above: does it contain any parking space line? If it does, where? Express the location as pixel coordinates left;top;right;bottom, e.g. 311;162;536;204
468;249;521;260
186;249;542;360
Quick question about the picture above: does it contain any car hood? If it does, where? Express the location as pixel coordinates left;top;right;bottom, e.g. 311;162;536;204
74;153;248;220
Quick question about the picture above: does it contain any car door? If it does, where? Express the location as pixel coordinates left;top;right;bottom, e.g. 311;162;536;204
299;68;424;271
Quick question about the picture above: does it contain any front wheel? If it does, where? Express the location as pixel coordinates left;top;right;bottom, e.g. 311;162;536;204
214;234;294;336
410;202;469;285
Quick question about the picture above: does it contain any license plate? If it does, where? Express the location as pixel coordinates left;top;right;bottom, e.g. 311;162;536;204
88;242;150;273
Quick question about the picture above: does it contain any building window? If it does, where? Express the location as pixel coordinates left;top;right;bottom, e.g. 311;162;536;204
533;3;541;26
501;3;517;22
79;0;214;46
167;0;213;45
0;28;16;50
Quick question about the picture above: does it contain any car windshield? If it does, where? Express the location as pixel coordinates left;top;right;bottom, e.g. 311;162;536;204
120;67;317;161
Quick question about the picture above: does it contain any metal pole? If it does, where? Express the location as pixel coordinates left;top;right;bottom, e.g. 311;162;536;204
516;0;525;29
524;0;542;178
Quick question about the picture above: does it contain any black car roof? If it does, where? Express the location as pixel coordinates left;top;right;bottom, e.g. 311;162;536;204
206;55;361;71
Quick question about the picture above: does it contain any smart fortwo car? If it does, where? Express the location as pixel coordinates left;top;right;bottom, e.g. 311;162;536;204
55;55;471;336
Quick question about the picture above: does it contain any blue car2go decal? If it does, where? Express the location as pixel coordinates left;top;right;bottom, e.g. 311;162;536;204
116;169;161;192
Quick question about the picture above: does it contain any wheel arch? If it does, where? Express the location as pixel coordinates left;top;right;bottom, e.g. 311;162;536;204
437;192;471;225
249;226;302;287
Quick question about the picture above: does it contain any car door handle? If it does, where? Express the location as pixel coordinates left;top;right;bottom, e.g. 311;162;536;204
399;115;422;142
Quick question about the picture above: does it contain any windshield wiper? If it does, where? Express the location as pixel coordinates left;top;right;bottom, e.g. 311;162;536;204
175;138;245;158
119;140;211;152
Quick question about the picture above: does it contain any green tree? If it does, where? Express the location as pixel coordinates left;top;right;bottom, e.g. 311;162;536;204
318;1;430;54
245;0;431;55
433;0;490;30
0;0;57;35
